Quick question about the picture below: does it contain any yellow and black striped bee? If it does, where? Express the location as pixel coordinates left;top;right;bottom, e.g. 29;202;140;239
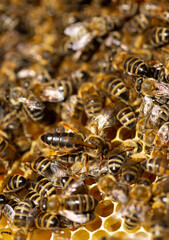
35;211;59;230
0;135;16;163
4;174;27;192
31;175;57;197
9;87;45;122
94;73;129;102
123;13;150;34
143;129;157;155
24;190;41;207
145;27;169;48
116;105;137;129
117;0;138;18
108;151;126;175
78;82;103;118
123;56;148;77
121;161;142;184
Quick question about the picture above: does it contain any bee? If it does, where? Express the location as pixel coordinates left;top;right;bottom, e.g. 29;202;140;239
0;108;22;131
117;0;138;18
140;2;165;17
141;155;169;176
158;11;169;23
9;87;45;122
78;82;103;118
116;105;137;129
121;161;142;184
57;151;84;164
42;194;98;213
61;95;84;123
143;129;157;155
61;176;87;195
107;139;143;175
137;78;169;102
136;117;146;140
148;62;165;82
94;73;129;102
0;193;7;206
24;190;41;207
35;212;59;230
155;122;169;147
123;199;150;232
0;135;16;163
31;175;57;197
123;56;148;77
123;13;150;34
4;174;27;192
145;27;169;48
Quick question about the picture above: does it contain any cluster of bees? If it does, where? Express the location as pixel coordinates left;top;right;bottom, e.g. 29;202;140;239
0;0;169;239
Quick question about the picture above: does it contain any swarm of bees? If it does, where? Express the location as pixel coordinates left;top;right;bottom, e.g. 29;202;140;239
0;0;169;240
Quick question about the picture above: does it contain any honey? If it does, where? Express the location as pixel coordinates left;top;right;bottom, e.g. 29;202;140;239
72;229;90;240
95;200;114;218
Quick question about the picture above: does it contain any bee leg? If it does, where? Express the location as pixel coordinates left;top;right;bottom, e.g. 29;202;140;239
99;152;103;170
83;153;89;175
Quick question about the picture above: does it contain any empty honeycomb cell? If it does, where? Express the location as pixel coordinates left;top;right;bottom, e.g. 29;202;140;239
112;231;129;240
95;200;114;217
89;185;103;201
85;215;102;232
0;216;7;229
118;127;136;140
91;230;109;240
53;229;72;240
72;229;90;240
104;216;122;232
32;229;52;240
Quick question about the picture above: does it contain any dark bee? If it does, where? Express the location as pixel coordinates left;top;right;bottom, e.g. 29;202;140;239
145;27;169;48
41;194;98;213
31;175;56;197
123;57;148;77
121;162;142;184
78;82;103;118
9;87;45;122
116;106;137;129
35;212;59;230
4;175;27;192
0;135;16;163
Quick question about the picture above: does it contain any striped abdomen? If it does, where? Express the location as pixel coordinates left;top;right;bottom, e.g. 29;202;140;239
24;190;41;206
60;194;98;213
141;157;169;175
127;13;149;34
30;156;51;174
117;106;137;129
108;152;126;174
104;77;129;101
122;163;141;184
124;57;148;76
124;213;140;231
32;175;56;196
58;152;83;164
41;131;84;151
148;27;169;47
35;212;59;230
84;93;102;118
5;175;27;192
0;136;16;162
13;200;33;228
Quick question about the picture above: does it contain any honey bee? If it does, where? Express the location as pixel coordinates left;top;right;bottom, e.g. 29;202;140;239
136;117;146;140
78;82;103;118
24;190;41;207
116;105;137;129
145;27;169;48
123;56;148;77
0;108;22;131
61;176;87;195
108;139;143;175
123;13;150;34
94;73;129;102
143;129;157;154
4;174;27;193
61;95;84;123
140;2;165;17
31;175;57;197
154;122;169;147
57;151;84;164
123;199;150;232
9;87;45;122
158;11;169;23
121;161;142;184
148;62;165;82
0;135;16;163
136;78;169;102
117;0;138;18
35;211;59;230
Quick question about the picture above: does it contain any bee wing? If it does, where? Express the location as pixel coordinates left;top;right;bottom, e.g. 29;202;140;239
155;82;169;98
17;97;44;110
41;85;65;102
63;179;87;196
59;210;95;224
50;162;70;178
3;204;15;222
71;33;94;51
64;22;87;37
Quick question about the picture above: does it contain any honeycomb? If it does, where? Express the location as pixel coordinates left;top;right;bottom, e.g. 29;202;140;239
0;0;169;240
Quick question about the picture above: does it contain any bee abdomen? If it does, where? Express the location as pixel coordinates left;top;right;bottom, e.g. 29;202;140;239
31;156;51;173
117;106;137;129
36;212;59;229
124;57;148;76
84;94;102;117
6;174;27;192
122;163;141;184
149;27;169;47
24;190;41;206
124;214;140;230
32;176;56;196
108;152;126;174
